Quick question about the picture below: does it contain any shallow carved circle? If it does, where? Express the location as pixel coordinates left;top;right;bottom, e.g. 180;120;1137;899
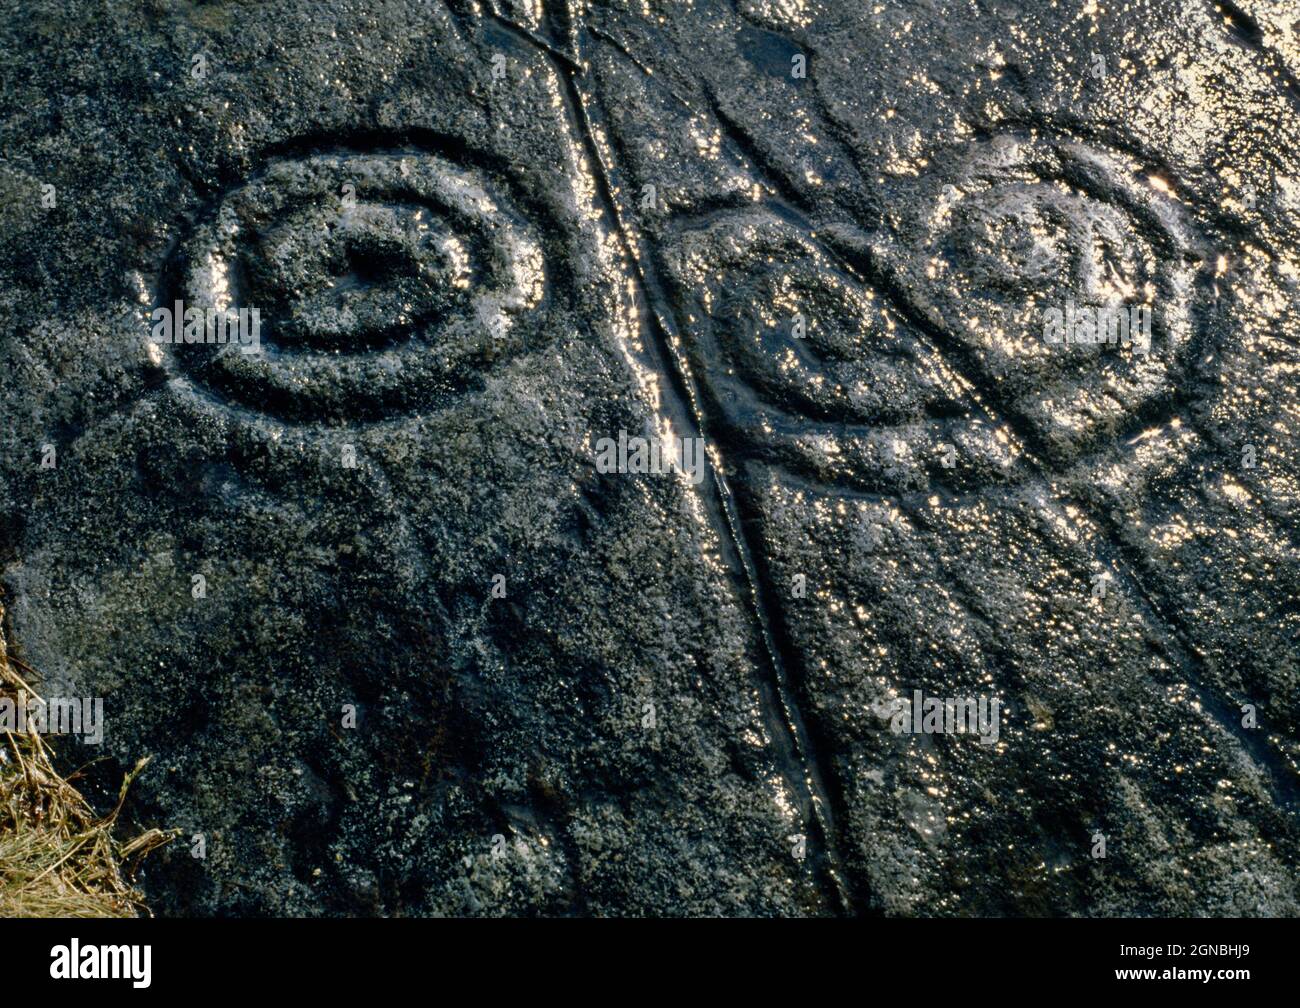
160;150;546;425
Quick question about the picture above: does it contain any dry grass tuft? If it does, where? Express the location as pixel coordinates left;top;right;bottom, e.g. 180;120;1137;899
1;605;174;917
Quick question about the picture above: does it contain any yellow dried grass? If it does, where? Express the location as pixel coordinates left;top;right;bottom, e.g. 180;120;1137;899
0;605;174;917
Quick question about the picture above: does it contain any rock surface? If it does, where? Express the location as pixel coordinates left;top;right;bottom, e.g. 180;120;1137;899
0;0;1296;915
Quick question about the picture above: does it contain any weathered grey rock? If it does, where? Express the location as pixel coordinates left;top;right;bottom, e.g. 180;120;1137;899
0;0;1296;915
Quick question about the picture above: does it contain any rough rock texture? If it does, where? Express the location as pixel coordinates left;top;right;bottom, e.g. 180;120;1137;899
0;0;1296;915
